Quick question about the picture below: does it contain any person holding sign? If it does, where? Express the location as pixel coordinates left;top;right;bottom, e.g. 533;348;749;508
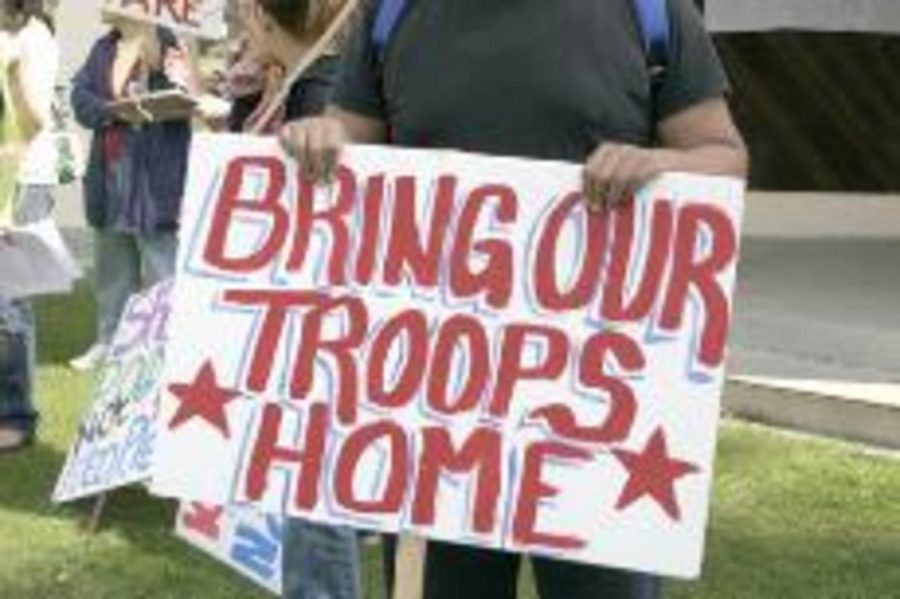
233;2;360;599
0;0;57;453
68;10;195;371
281;0;748;598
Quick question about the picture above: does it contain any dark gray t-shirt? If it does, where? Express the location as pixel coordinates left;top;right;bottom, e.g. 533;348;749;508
336;0;728;162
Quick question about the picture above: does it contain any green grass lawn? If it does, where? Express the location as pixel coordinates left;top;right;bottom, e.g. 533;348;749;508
1;286;898;599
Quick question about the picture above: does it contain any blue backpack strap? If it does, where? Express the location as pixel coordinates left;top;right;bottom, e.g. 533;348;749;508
374;0;669;79
631;0;671;84
372;0;412;62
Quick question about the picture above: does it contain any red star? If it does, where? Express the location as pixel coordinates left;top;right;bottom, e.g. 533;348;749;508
167;361;240;438
612;428;700;521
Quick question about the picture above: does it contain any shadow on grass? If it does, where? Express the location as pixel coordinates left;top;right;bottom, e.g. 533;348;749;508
0;438;188;560
33;279;96;368
0;442;154;538
0;442;72;519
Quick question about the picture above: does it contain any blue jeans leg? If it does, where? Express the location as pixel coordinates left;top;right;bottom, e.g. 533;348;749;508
94;230;178;344
0;185;56;434
94;231;142;345
0;297;37;434
137;231;178;285
282;519;363;599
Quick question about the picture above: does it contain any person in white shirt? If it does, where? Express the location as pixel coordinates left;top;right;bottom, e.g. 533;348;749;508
14;6;59;194
0;0;58;453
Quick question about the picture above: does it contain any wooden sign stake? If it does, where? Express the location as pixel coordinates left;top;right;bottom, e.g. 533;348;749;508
392;535;427;599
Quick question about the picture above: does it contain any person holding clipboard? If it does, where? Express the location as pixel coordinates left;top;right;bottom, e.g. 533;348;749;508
68;9;197;371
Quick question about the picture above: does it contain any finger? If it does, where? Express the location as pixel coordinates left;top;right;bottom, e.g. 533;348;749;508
299;130;318;183
582;168;603;212
306;123;326;184
588;178;609;213
583;145;617;210
293;126;316;183
593;145;626;212
586;185;604;213
605;151;642;209
279;123;301;157
321;123;343;184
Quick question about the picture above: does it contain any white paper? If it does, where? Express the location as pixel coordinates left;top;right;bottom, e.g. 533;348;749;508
0;219;81;298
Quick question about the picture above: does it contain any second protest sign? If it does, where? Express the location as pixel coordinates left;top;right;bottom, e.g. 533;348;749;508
99;0;227;39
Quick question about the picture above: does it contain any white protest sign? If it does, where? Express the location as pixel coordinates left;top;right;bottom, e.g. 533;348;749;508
151;134;745;578
177;502;283;595
99;0;227;39
53;281;172;503
0;220;81;299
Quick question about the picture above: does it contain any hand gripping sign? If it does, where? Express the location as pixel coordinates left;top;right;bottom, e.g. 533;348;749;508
99;0;227;39
151;134;745;579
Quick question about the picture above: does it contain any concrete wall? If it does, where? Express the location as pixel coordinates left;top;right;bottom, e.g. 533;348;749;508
707;0;900;33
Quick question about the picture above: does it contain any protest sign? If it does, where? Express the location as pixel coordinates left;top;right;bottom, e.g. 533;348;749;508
177;501;283;594
0;220;80;298
151;135;745;578
99;0;227;39
53;281;172;503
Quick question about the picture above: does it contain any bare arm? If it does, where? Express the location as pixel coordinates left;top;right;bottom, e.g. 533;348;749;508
656;97;748;177
326;106;387;144
5;24;58;142
583;97;748;209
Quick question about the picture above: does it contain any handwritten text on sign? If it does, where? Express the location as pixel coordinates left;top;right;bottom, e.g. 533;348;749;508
152;136;744;578
54;281;172;502
100;0;227;39
177;502;283;595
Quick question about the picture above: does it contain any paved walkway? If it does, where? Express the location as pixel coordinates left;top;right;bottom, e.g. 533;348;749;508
726;192;900;447
732;192;900;388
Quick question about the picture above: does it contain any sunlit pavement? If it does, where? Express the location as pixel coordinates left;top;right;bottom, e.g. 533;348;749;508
727;192;900;448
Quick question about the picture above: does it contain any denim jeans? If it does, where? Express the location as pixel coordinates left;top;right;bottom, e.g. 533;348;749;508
0;185;54;435
94;230;177;344
282;519;363;599
0;298;36;434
